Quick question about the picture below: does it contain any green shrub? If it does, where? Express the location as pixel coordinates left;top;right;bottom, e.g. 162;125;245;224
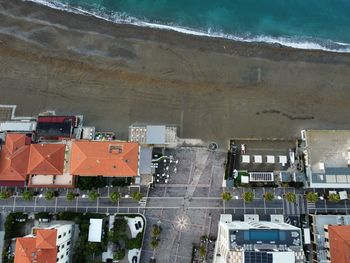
0;191;11;200
264;192;274;201
66;191;76;201
306;192;318;203
126;232;143;250
110;192;120;202
242;192;254;202
44;190;55;201
285;192;296;203
328;193;340;202
22;190;33;201
221;192;232;202
88;190;99;201
131;191;143;202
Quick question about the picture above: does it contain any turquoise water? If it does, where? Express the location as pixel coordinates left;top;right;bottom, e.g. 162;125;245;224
28;0;350;52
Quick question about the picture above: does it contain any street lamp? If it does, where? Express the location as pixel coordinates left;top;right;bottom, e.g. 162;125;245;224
82;194;86;198
277;196;282;200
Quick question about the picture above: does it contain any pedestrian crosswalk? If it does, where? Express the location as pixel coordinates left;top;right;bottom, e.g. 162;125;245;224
283;194;306;215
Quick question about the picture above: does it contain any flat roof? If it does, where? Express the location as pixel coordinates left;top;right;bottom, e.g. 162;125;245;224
146;125;166;144
88;219;103;242
304;130;350;186
0;121;36;132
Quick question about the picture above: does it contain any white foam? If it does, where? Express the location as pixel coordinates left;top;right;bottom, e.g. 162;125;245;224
24;0;350;53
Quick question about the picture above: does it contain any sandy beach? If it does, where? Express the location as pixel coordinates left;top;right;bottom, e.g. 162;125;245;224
1;0;350;145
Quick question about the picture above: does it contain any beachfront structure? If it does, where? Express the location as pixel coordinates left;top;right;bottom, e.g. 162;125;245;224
129;124;177;145
0;132;140;187
14;223;73;263
301;130;350;188
309;214;350;263
226;139;303;187
213;214;304;263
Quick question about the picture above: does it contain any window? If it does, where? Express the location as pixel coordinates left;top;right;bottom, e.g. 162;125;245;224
61;255;64;259
58;235;62;239
66;251;69;255
68;230;71;234
57;258;59;262
67;241;70;245
63;232;66;237
61;244;65;249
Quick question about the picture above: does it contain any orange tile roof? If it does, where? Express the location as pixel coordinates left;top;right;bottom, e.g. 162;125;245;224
14;229;57;263
0;133;30;181
70;141;139;176
36;229;57;249
328;225;350;263
28;144;65;175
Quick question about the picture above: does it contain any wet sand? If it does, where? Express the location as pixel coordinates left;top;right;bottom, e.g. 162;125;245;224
1;0;350;145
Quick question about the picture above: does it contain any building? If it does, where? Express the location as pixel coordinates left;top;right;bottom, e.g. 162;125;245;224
88;218;103;242
129;125;177;145
309;214;350;263
301;130;350;188
35;115;81;140
325;225;350;263
0;133;140;187
70;141;139;177
14;223;73;263
213;214;304;263
226;139;303;187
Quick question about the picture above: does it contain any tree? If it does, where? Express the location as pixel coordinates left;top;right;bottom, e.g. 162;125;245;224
22;190;33;201
221;191;232;202
131;191;143;202
66;191;76;201
306;192;318;203
110;192;121;202
328;193;340;202
242;192;254;202
150;239;159;250
199;245;206;259
113;249;125;260
152;225;162;237
44;190;55;201
285;192;296;203
0;191;11;200
263;192;274;201
88;190;99;201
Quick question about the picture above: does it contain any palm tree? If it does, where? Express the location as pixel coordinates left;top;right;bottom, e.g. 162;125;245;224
199;245;206;259
285;192;296;203
132;191;143;202
263;192;274;201
66;191;76;201
221;191;232;202
328;193;340;202
306;192;318;203
44;190;55;201
0;191;11;200
150;239;159;250
242;192;254;202
22;190;34;201
110;192;121;202
152;225;162;237
88;190;99;201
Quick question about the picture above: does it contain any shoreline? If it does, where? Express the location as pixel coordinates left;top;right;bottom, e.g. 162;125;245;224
25;0;350;54
1;0;350;145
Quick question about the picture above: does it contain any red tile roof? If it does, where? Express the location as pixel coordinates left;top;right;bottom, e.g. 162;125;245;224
14;229;57;263
28;144;65;175
70;141;139;176
328;225;350;263
0;133;30;182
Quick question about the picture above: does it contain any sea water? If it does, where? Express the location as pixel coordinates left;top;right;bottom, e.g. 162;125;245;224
26;0;350;52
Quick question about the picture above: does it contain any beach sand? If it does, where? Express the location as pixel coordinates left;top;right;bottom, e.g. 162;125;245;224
1;0;350;145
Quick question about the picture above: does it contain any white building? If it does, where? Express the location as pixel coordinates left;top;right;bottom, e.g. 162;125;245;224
213;214;304;263
301;130;350;188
